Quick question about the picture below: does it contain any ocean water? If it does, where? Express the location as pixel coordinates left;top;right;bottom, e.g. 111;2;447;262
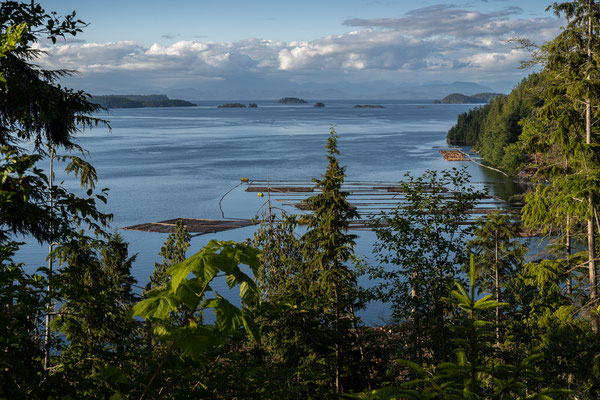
16;99;520;325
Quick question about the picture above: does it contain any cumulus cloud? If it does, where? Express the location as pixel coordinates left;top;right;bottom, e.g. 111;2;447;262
343;5;559;42
32;4;562;92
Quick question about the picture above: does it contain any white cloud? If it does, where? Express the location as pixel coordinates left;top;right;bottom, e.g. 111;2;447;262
32;4;562;93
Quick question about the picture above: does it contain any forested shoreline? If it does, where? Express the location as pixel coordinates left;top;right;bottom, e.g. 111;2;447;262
2;1;600;399
446;73;545;176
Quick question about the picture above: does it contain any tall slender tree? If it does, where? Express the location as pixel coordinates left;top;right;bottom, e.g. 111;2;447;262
520;0;600;331
302;126;360;398
467;212;526;343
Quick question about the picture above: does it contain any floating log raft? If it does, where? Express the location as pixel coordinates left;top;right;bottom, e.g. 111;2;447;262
125;175;528;237
439;150;468;161
245;186;314;193
123;218;254;234
377;185;449;193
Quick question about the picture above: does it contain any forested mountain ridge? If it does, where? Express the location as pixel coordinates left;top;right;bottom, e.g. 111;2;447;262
446;73;543;174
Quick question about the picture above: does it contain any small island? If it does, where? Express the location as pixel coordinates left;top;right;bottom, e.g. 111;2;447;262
441;92;503;104
354;104;384;109
248;103;258;108
218;103;247;108
278;97;307;104
313;102;325;107
92;94;196;109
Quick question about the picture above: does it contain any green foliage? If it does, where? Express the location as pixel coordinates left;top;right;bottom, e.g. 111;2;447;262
243;129;370;399
517;0;600;332
0;22;23;84
0;244;46;399
150;219;191;289
51;233;142;399
467;211;526;337
447;104;490;145
131;240;260;397
502;258;600;398
301;126;363;396
251;212;341;399
368;168;485;363
355;258;568;399
2;2;600;399
446;74;543;175
0;1;107;150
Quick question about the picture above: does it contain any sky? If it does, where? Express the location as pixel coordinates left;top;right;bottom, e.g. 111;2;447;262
34;0;563;98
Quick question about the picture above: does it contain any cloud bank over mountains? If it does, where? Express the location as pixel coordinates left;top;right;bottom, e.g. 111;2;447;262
35;4;562;98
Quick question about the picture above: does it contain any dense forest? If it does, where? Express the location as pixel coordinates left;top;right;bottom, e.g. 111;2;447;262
441;92;503;104
446;73;545;175
2;1;600;399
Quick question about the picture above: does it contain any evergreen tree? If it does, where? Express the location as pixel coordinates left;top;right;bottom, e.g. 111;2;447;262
252;213;337;399
150;219;191;289
353;258;568;400
52;233;142;399
302;126;361;398
519;0;600;331
0;2;112;395
467;212;526;343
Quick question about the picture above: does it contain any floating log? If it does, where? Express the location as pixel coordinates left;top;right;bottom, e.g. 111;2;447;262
123;218;253;234
376;186;449;193
246;186;314;193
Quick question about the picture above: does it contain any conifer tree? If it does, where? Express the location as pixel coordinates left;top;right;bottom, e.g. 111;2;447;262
302;126;360;398
150;219;191;289
467;212;526;343
520;0;600;331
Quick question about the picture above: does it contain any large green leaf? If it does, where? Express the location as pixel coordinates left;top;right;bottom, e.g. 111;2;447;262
168;249;217;292
203;295;259;341
173;277;211;309
131;291;179;319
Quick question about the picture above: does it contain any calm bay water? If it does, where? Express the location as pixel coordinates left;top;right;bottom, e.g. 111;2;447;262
17;99;520;325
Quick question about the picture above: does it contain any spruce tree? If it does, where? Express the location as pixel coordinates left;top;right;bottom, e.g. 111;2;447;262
302;126;360;398
520;0;600;331
467;212;526;343
150;219;191;289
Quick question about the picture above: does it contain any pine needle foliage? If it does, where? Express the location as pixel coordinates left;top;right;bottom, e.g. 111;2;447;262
302;126;361;397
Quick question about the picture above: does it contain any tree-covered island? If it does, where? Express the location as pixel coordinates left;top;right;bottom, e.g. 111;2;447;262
277;97;307;104
92;94;196;108
442;92;503;104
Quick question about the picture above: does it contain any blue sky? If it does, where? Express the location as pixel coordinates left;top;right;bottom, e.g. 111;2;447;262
35;1;563;97
39;0;554;45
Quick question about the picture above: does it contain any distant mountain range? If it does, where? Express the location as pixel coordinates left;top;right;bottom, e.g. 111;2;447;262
160;81;499;101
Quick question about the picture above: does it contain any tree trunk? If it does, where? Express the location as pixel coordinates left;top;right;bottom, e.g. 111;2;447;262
495;232;500;344
410;271;422;362
566;214;572;298
44;146;55;370
349;303;372;390
586;2;598;332
589;204;598;332
334;281;340;399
